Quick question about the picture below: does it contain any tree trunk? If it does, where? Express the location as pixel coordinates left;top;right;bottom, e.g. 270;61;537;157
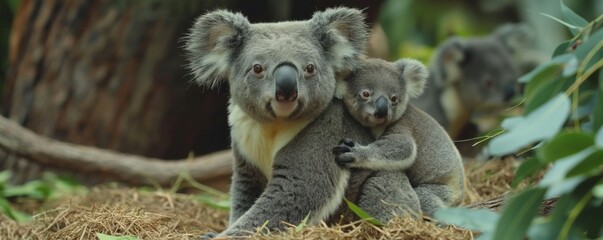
2;0;231;183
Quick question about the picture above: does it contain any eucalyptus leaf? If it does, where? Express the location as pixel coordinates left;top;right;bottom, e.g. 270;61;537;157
562;56;578;77
524;76;571;114
343;198;383;226
492;188;546;240
518;54;572;83
500;116;522;129
560;0;588;35
512;158;546;188
596;126;603;148
537;12;581;34
488;94;570;156
434;207;500;232
536;131;594;164
594;91;603;132
593;184;603;198
567;150;603;178
574;28;603;67
544;176;584;199
552;41;571;57
539;147;595;188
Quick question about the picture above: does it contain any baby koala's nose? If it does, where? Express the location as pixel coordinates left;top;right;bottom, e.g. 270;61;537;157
374;96;389;119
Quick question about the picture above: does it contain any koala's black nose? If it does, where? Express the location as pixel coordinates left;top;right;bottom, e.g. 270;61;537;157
374;96;389;119
503;84;515;102
274;64;298;102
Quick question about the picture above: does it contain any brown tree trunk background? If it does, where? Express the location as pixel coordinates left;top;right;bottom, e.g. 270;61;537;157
2;0;231;183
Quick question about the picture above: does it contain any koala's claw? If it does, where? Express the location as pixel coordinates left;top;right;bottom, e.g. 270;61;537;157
200;232;218;239
335;153;357;166
339;138;356;147
332;144;352;156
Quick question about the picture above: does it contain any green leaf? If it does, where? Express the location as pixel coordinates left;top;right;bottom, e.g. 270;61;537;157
562;56;578;77
594;91;603;131
3;180;51;199
519;54;572;84
196;196;230;210
552;41;571;57
0;198;31;223
434;207;500;232
594;183;603;198
560;0;588;35
493;187;546;240
596;126;603;148
0;171;11;186
512;158;546;188
295;213;311;232
524;76;572;114
539;147;595;189
343;198;383;226
538;12;581;33
567;150;603;177
574;28;603;67
96;233;139;240
488;94;570;156
537;131;594;164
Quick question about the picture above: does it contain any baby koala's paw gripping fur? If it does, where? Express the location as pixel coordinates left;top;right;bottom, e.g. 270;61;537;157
332;138;363;167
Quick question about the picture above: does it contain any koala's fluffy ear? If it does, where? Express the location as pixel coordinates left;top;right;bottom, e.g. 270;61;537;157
431;37;470;87
395;58;428;98
311;7;368;72
185;10;250;88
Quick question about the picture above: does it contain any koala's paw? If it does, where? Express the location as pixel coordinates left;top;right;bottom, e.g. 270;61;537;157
200;232;218;239
332;138;359;167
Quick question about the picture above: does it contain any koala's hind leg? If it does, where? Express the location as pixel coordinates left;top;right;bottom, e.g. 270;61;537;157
414;184;454;217
356;171;420;224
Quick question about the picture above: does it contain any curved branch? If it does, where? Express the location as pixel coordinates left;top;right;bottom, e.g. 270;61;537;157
0;116;233;186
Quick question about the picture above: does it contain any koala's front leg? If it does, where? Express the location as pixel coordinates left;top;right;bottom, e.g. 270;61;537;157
215;148;350;237
333;133;417;171
228;147;268;224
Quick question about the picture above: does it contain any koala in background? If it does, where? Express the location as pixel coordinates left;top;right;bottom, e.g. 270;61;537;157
412;26;522;141
186;7;401;238
334;58;465;218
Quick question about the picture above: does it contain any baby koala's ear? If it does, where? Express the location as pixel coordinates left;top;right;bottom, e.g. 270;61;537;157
394;58;428;98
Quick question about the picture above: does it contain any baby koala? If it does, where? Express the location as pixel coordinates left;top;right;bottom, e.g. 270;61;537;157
334;58;465;217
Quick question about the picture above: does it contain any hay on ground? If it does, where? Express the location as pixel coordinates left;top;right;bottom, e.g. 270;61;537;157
1;159;523;239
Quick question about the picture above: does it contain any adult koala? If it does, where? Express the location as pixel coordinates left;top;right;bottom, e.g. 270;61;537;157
185;8;407;237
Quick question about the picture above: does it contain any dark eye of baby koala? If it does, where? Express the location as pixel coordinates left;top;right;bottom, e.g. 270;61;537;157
391;96;397;102
362;91;370;98
305;64;315;74
253;64;263;74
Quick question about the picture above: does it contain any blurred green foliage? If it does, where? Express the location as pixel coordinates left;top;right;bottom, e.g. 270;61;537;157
378;0;601;64
435;1;603;238
0;170;87;223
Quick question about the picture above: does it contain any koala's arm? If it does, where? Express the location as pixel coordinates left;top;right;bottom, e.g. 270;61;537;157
334;127;417;171
228;146;268;225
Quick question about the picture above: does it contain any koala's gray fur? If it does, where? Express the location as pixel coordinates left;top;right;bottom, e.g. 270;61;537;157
335;58;465;218
412;27;521;139
185;8;420;237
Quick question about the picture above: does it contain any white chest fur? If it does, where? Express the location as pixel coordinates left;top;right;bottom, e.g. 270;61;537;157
228;104;312;179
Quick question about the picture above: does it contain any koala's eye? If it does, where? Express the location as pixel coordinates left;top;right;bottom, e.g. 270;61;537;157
252;64;263;74
390;96;397;102
305;64;315;74
361;91;370;98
